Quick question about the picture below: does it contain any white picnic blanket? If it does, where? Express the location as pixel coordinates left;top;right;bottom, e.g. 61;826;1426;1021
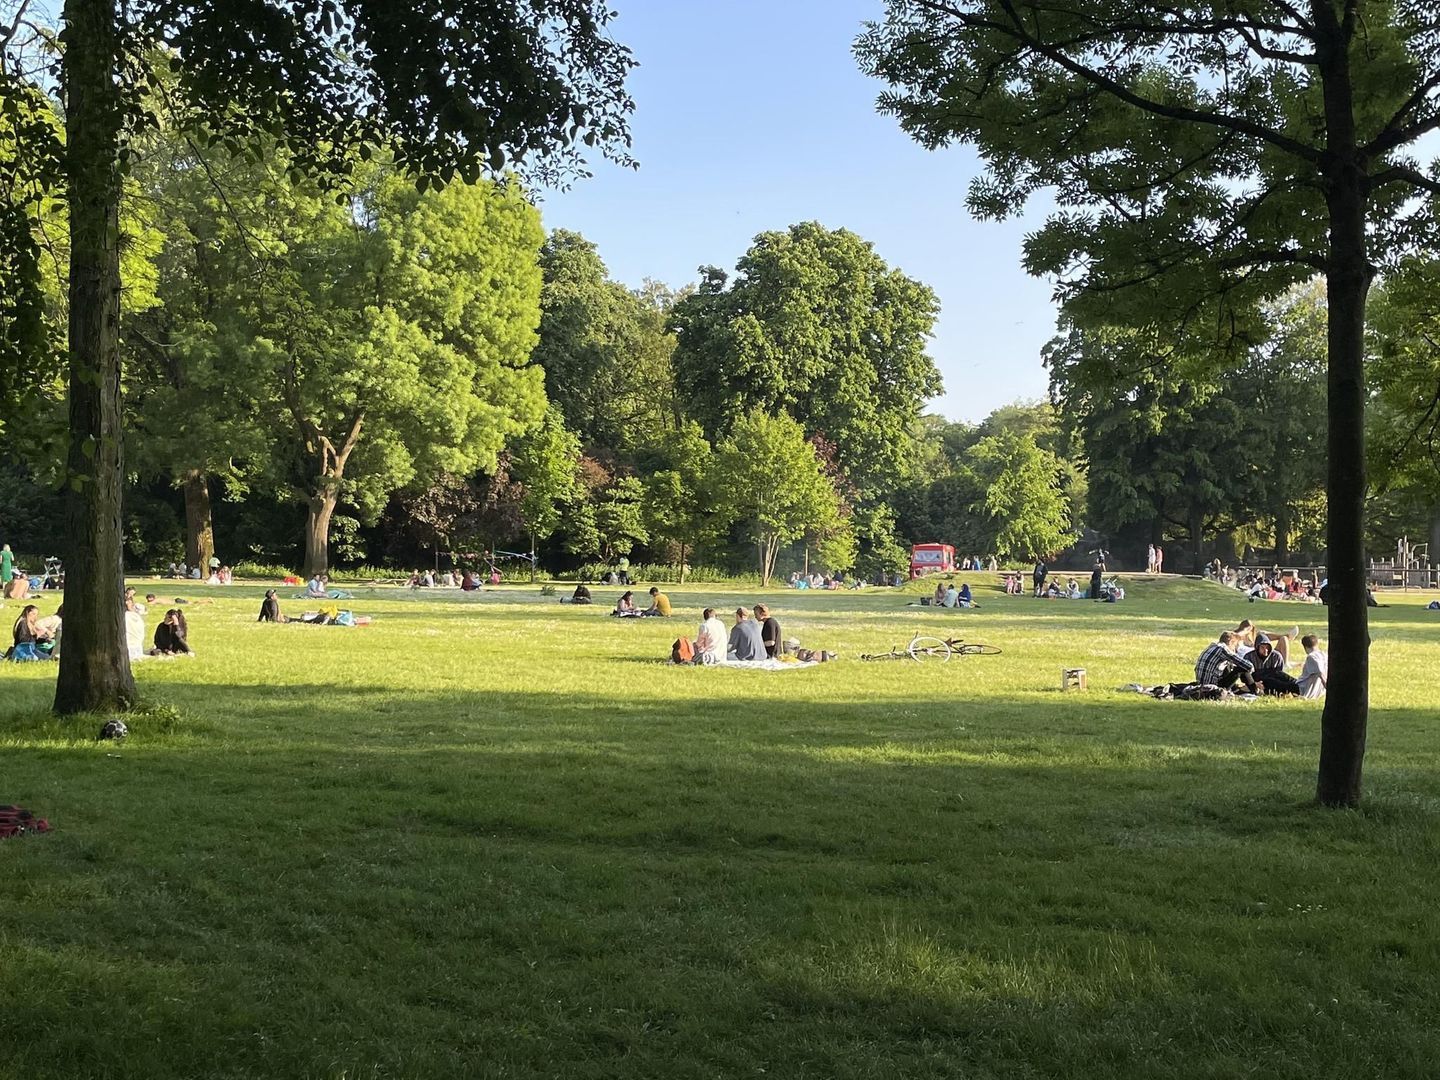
716;659;819;671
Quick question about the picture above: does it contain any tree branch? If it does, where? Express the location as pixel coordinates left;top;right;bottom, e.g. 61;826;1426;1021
910;0;1323;161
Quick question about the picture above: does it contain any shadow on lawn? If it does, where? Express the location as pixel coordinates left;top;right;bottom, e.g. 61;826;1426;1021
4;679;1440;1080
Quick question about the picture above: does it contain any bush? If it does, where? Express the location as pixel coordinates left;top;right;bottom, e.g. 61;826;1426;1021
232;561;297;581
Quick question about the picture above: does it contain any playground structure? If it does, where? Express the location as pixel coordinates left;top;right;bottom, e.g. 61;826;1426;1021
1368;538;1437;589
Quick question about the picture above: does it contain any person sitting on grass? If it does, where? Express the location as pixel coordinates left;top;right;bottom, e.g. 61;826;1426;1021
152;609;192;656
727;606;765;661
1298;635;1328;699
570;583;593;605
306;573;329;599
932;581;947;607
942;582;959;608
695;607;727;665
10;604;52;656
957;583;976;608
612;590;639;617
643;586;672;617
1251;635;1300;696
1194;631;1257;693
755;603;782;659
258;589;286;623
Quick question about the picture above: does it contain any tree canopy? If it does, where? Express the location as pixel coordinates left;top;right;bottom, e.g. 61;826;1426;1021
858;0;1440;806
670;221;941;498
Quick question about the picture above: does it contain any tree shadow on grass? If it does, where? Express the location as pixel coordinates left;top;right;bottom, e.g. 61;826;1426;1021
3;681;1440;1078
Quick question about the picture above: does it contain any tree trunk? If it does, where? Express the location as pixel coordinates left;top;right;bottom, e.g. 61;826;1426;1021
1316;163;1372;808
678;541;687;584
54;0;134;716
1188;505;1204;575
1429;509;1440;584
529;529;537;584
304;491;338;578
183;469;215;570
1274;503;1292;565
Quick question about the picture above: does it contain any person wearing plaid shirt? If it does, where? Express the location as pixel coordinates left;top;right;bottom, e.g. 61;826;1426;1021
1194;632;1256;692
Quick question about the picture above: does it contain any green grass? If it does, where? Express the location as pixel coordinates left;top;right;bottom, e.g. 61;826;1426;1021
2;576;1439;1079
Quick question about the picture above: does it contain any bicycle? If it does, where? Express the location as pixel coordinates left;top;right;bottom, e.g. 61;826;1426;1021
860;633;1002;663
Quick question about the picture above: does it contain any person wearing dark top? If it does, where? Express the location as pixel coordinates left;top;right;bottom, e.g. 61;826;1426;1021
152;609;192;655
1090;559;1105;601
754;603;782;659
1032;559;1048;597
571;583;593;605
1251;635;1300;695
258;589;285;622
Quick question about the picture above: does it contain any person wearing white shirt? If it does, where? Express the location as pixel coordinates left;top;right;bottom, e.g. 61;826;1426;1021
942;584;958;608
1298;634;1328;699
695;607;726;665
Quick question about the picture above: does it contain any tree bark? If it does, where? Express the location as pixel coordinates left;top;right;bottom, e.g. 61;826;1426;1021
1315;19;1372;807
54;0;134;715
1188;505;1204;575
1274;504;1292;565
303;490;338;578
678;541;688;584
183;469;215;570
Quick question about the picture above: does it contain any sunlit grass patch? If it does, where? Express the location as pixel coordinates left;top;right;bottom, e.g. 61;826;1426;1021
1;576;1438;1077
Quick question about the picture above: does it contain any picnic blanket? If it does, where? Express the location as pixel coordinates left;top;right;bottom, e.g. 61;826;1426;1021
716;658;819;671
292;589;354;601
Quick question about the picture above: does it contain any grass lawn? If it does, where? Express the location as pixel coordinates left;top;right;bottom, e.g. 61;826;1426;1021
2;575;1439;1079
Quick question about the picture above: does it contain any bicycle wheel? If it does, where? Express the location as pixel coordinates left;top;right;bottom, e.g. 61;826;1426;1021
908;635;952;662
954;643;1002;656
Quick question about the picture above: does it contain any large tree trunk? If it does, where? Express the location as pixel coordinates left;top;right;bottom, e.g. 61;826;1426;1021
1316;127;1372;807
55;0;134;716
1274;504;1292;565
1187;505;1204;575
183;469;215;570
303;490;338;578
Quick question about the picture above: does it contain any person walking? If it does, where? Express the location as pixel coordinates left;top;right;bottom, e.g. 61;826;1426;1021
0;544;13;586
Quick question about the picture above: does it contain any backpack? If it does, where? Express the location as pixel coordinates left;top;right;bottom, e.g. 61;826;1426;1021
671;637;694;664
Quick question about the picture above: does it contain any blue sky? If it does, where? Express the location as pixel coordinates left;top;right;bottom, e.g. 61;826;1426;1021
538;0;1061;423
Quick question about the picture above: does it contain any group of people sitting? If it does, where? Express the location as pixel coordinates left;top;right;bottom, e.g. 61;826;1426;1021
928;580;977;608
1023;558;1122;601
610;587;672;617
1192;619;1326;698
166;558;232;584
120;588;194;659
674;604;783;664
407;568;501;590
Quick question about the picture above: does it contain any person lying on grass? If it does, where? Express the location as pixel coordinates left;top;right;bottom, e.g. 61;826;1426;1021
643;586;672;617
728;607;765;661
1233;619;1299;667
1194;631;1256;694
151;609;192;656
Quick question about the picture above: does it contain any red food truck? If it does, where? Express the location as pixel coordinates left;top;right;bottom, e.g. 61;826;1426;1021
910;543;956;579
